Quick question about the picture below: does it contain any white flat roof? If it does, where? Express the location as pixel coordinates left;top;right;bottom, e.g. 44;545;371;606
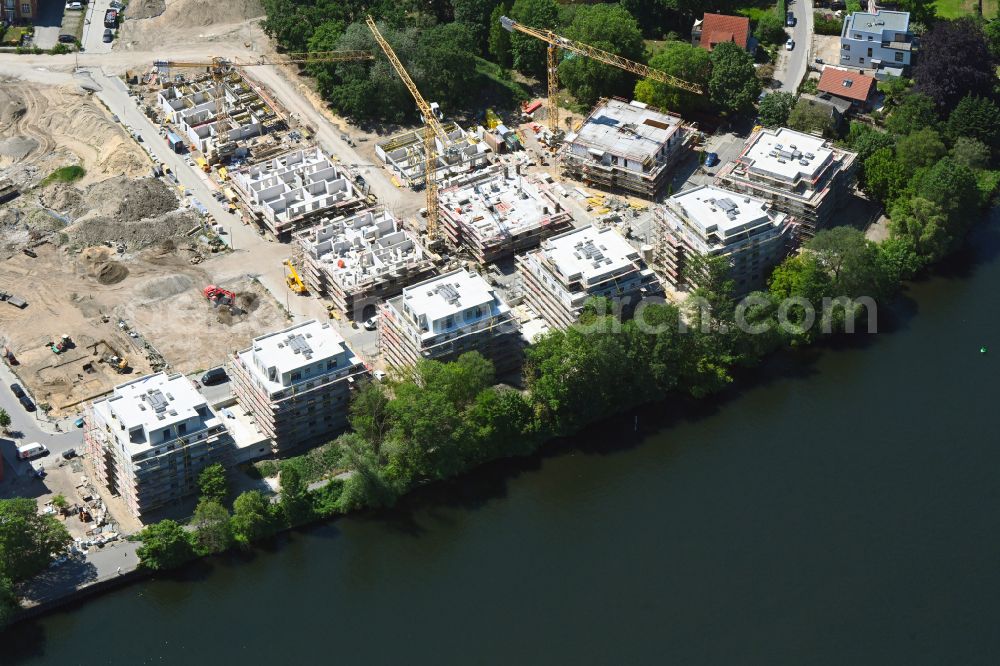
669;185;774;237
440;170;565;241
568;99;681;161
247;320;353;376
401;269;498;323
742;127;832;183
541;225;639;284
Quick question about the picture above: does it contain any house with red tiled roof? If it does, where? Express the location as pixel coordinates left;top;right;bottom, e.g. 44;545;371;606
817;67;878;111
692;13;754;53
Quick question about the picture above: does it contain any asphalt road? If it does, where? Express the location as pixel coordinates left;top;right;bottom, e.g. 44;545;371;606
81;0;116;55
778;0;815;92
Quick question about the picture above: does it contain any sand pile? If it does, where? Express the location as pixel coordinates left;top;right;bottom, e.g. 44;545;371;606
154;0;262;27
80;246;130;285
125;0;166;19
40;184;83;212
0;86;27;124
0;136;38;162
70;176;178;222
68;209;199;250
138;274;194;300
96;262;130;285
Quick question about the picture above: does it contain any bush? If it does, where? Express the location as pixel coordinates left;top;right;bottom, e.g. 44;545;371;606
814;12;843;36
41;165;85;186
50;43;71;55
756;13;787;46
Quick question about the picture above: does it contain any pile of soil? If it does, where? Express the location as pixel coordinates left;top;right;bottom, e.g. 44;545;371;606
40;184;83;212
138;274;194;300
96;261;129;285
71;176;177;222
236;291;259;312
125;0;166;19
0;86;26;125
0;136;38;162
68;209;199;250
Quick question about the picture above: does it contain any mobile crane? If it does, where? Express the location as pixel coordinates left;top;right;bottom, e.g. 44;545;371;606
366;15;452;243
499;16;704;135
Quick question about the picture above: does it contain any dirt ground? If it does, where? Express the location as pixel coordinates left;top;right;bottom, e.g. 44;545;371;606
117;0;264;52
813;34;842;67
0;80;150;189
0;241;288;416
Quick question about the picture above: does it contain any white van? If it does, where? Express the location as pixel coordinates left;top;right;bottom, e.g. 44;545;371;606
17;442;47;460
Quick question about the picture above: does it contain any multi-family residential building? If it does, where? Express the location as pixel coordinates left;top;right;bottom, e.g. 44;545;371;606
84;373;231;519
296;208;438;320
1;0;35;25
560;98;690;197
379;269;522;374
654;185;792;295
517;225;663;330
715;126;857;234
229;320;368;453
840;10;913;75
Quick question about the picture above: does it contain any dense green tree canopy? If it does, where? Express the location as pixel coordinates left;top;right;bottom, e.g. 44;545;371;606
889;197;952;265
198;463;228;505
509;0;559;79
806;227;894;302
488;1;514;67
708;41;761;113
453;0;501;55
949;137;991;170
633;41;711;112
279;465;315;526
757;91;795;127
787;98;836;137
0;498;72;582
945;96;1000;153
884;93;938;136
895;128;946;175
912;157;981;225
558;4;646;106
136;520;195;571
191;500;232;556
862;147;909;205
231;491;279;546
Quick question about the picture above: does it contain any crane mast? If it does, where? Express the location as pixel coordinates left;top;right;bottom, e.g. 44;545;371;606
365;15;448;242
500;16;703;133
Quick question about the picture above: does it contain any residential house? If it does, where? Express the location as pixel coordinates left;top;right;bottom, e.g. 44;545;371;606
817;67;878;112
840;10;913;75
693;13;754;53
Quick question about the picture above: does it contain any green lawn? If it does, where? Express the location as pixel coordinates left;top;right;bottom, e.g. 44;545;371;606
933;0;998;18
1;26;29;47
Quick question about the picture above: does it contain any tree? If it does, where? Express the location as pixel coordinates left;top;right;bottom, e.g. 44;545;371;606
895;127;946;175
848;122;895;163
912;157;981;225
950;137;991;170
985;18;1000;60
862;147;908;205
135;520;195;571
758;91;795;127
509;0;559;79
0;408;9;433
230;490;278;546
884;92;938;136
889;196;952;264
337;433;400;511
896;0;937;26
191;500;232;556
416;23;480;110
279;465;314;526
0;498;72;582
633;40;711;112
945;96;1000;152
558;4;645;106
806;227;894;302
755;12;787;45
877;235;924;282
708;41;761;113
349;380;393;459
913;18;995;110
198;463;228;505
51;494;69;512
768;254;833;345
0;575;17;629
787;97;836;137
453;0;500;55
488;0;513;67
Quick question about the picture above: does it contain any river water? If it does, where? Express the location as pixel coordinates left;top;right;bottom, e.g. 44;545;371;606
7;213;1000;665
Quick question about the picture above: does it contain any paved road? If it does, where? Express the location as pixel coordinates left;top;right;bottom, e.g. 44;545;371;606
81;0;115;55
777;0;815;92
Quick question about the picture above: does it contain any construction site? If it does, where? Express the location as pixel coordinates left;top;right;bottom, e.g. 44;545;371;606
559;98;692;198
296;208;438;320
438;166;574;264
374;115;490;188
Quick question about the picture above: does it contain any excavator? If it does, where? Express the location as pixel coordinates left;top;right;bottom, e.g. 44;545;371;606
284;260;307;294
203;284;236;307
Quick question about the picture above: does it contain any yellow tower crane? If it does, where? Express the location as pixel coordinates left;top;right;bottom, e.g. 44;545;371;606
499;16;704;134
365;15;452;242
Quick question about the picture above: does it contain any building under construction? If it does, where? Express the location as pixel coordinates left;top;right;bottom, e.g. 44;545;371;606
230;146;365;239
438;167;573;264
374;115;490;188
560;98;691;198
296;208;439;320
378;269;522;374
156;70;277;159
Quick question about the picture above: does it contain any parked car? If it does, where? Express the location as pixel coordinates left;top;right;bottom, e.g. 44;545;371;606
785;38;795;50
62;448;77;460
9;382;25;399
363;317;378;331
65;1;83;9
58;34;76;44
200;367;228;386
104;8;117;29
786;11;796;26
704;152;720;168
109;0;124;8
20;395;36;412
103;28;113;43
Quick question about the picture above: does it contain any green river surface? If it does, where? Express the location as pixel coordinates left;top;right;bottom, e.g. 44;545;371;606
5;211;1000;665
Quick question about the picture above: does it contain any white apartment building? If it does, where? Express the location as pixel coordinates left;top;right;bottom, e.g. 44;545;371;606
379;269;522;374
655;185;793;295
84;372;231;519
229;320;369;453
518;225;662;329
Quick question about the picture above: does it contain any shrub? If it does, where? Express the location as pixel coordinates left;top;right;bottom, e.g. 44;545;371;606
814;12;844;36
